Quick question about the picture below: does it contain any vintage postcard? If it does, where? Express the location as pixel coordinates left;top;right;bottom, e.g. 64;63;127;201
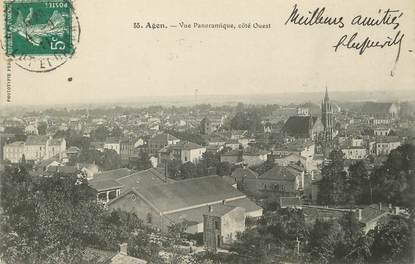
0;0;414;263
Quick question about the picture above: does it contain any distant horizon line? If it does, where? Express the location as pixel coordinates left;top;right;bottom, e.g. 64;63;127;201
1;88;413;109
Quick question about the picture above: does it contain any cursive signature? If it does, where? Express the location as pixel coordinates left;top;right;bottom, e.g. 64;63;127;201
333;31;404;60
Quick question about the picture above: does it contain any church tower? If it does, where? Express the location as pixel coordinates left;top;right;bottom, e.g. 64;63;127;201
321;87;334;141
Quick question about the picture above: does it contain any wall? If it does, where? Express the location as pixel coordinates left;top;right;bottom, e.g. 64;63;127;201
25;144;46;161
109;192;162;229
221;208;245;245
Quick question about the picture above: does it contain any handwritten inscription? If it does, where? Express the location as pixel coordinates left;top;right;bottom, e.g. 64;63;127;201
284;4;406;75
285;4;345;28
334;31;404;60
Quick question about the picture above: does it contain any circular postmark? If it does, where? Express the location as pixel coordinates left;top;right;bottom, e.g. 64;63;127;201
2;0;80;72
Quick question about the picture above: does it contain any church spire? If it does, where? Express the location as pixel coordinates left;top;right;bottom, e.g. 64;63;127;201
324;86;329;101
321;87;334;142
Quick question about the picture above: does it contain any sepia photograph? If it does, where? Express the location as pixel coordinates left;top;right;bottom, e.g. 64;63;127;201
0;0;414;263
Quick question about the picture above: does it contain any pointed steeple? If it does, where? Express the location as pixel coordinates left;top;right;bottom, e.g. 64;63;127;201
324;87;329;101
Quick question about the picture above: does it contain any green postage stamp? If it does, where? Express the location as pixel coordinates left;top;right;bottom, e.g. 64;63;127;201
5;0;74;56
3;0;79;72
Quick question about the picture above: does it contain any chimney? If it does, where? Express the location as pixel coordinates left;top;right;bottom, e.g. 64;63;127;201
222;200;226;205
119;243;128;255
357;209;362;221
378;203;382;211
208;205;213;212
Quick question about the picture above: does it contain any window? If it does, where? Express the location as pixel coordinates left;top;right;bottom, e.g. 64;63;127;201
108;190;117;200
97;193;107;201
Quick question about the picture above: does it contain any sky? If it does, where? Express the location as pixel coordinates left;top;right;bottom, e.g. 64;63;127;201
0;0;414;105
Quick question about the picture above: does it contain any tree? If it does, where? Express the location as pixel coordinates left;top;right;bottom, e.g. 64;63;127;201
260;208;308;252
230;110;263;133
307;219;344;264
335;212;370;264
78;149;103;165
110;125;123;138
67;135;91;151
102;149;122;171
216;162;231;176
317;150;348;205
231;112;250;131
37;121;48;135
230;229;274;264
0;166;142;264
132;151;152;171
195;151;222;177
342;233;374;264
167;159;182;180
92;126;110;142
344;161;370;205
127;230;161;263
0;167;93;263
371;144;415;209
180;162;197;179
369;216;414;264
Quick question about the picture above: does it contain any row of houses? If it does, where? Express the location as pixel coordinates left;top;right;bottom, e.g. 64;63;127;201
94;132;207;165
340;136;402;160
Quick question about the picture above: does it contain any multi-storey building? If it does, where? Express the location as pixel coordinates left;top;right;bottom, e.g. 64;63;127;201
24;136;50;161
3;141;25;163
